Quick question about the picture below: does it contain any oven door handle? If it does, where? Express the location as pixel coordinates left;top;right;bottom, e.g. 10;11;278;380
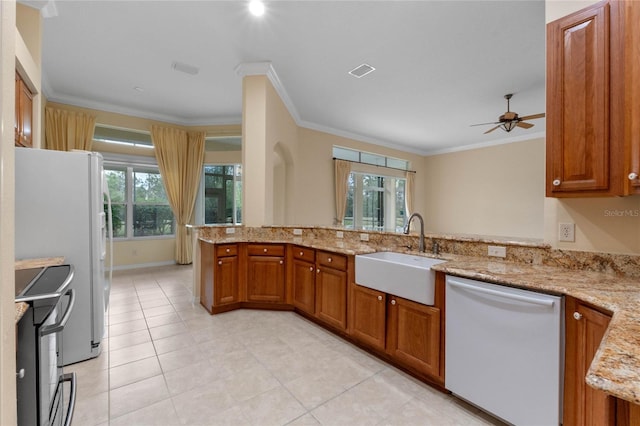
62;372;76;426
40;288;75;336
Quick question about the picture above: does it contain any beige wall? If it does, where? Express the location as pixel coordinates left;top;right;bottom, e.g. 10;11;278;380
424;138;545;239
108;239;175;269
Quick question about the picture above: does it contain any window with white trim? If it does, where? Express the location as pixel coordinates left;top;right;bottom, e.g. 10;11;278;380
345;172;407;232
104;162;174;238
201;164;242;225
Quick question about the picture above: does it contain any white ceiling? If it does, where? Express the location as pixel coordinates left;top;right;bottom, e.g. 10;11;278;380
36;0;546;155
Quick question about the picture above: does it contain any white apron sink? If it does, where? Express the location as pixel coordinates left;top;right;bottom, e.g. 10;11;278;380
355;252;446;305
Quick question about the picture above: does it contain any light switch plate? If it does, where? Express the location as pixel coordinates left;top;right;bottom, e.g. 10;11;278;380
360;233;369;241
292;228;303;235
225;227;235;234
336;231;344;239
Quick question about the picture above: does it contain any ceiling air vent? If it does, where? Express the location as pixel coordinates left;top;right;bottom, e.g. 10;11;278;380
172;61;199;76
349;63;376;78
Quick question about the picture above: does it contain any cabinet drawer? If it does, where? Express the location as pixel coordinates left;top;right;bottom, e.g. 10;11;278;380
317;251;347;270
293;246;315;262
215;244;237;257
248;244;285;257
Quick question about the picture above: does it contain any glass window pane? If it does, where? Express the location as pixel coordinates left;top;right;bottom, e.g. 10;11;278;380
106;203;126;238
104;169;126;203
133;205;174;237
134;170;168;204
387;158;409;170
333;146;359;162
360;152;386;167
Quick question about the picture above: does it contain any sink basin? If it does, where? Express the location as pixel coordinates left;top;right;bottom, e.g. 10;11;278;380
355;252;446;305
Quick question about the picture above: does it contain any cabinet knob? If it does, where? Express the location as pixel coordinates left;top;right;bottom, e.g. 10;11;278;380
377;295;383;301
279;260;283;265
225;248;230;253
300;251;304;256
328;257;332;262
552;179;561;186
218;261;222;265
391;299;396;305
316;268;320;274
263;248;268;253
309;266;314;272
629;173;638;181
573;312;582;321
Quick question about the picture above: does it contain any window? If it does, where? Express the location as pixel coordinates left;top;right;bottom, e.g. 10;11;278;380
345;172;407;232
104;163;174;238
94;125;153;149
333;146;410;171
202;165;242;225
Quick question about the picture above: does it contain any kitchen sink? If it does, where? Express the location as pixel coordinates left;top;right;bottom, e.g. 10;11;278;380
354;252;446;305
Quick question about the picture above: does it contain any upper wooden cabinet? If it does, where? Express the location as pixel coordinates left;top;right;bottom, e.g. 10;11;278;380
546;0;640;197
15;72;33;148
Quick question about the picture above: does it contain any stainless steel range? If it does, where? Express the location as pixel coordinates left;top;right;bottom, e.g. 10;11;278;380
15;265;77;426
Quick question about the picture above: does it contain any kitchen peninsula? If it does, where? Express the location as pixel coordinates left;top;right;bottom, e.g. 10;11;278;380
194;225;640;423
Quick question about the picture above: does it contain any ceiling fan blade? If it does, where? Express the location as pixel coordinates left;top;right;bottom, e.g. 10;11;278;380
518;113;545;121
470;121;500;127
517;121;534;129
484;125;501;134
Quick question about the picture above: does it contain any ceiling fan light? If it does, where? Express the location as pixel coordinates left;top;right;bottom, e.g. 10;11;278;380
501;121;518;132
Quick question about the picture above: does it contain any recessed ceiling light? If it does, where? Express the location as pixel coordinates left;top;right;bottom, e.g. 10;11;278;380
133;86;144;92
171;61;199;76
349;63;376;78
248;0;265;17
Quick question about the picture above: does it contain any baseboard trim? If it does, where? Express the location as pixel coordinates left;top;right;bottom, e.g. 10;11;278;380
111;260;177;271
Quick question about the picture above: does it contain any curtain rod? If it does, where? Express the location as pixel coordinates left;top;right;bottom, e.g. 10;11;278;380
332;157;416;174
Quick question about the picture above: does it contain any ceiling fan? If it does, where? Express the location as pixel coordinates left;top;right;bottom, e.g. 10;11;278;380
471;94;545;134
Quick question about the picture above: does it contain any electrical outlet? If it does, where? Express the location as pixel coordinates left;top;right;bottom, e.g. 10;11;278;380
488;245;506;258
336;231;344;239
360;233;369;241
559;223;575;242
225;227;235;234
292;228;303;235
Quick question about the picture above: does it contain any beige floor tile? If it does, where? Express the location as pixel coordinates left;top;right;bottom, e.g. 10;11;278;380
109;341;156;368
109;309;146;325
163;360;231;396
109;329;152;351
109;318;148;337
284;370;347;410
109;398;180;426
152;331;197;355
109;375;170;419
343;373;415;419
311;387;385;426
144;304;177;318
239;386;307;425
140;297;171;309
171;382;236;425
223;364;281;402
157;345;205;373
149;321;189;340
109;301;142;315
145;312;182;329
287;413;322;426
109;356;162;390
71;366;109;398
71;390;109;426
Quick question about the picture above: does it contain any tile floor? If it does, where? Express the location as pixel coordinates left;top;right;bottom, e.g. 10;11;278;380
66;264;505;426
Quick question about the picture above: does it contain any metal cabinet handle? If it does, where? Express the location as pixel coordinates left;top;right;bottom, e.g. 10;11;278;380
552;179;561;186
573;312;582;320
391;299;396;305
377;295;383;301
629;173;638;181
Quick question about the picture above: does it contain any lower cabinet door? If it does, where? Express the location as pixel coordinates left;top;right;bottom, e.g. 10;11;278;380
349;283;386;351
387;296;441;379
214;256;239;305
247;256;285;303
315;266;347;330
292;259;315;314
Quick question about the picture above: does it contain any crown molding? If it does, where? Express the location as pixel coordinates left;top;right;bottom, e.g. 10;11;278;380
423;130;546;156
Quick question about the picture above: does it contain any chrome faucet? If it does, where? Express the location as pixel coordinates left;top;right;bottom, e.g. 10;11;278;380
404;212;425;252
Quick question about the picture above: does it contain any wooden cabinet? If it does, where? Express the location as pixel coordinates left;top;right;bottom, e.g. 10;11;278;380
291;246;316;315
15;72;33;148
213;244;239;307
315;251;349;331
564;296;616;426
349;283;386;351
387;296;441;380
546;1;640;197
246;244;285;303
349;272;445;384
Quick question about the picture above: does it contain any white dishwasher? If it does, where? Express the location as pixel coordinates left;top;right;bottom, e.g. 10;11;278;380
445;275;563;426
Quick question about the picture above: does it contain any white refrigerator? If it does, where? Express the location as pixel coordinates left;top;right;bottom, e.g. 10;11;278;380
15;147;112;365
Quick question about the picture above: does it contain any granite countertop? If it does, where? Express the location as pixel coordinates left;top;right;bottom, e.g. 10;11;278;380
198;231;640;404
14;257;65;323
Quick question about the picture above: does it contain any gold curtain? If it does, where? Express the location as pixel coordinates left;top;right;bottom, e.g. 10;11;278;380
405;171;415;217
334;159;351;225
44;107;96;151
151;125;205;264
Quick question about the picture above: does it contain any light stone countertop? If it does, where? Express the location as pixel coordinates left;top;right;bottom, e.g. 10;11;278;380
197;228;640;404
